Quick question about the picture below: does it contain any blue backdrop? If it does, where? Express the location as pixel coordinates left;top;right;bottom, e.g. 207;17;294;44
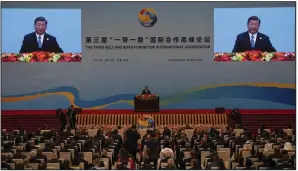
2;9;82;53
214;7;295;52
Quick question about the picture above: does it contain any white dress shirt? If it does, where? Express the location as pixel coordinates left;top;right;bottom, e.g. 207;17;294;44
36;33;45;46
249;32;258;45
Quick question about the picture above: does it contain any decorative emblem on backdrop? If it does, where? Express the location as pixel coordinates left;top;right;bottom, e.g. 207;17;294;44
138;8;158;27
138;114;155;129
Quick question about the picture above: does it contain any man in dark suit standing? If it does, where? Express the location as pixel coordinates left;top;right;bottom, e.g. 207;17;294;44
232;16;276;52
230;108;242;128
20;16;63;53
144;135;160;169
124;124;141;161
56;108;66;131
67;105;77;130
142;86;151;95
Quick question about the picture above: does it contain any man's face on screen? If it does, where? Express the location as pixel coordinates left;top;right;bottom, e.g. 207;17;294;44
247;20;260;34
35;21;47;35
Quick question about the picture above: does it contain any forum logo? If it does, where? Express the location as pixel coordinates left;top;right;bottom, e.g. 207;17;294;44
138;8;157;27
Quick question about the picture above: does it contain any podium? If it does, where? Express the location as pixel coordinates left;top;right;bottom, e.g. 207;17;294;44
134;94;159;112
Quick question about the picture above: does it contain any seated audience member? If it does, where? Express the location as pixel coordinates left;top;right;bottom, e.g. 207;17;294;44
1;156;12;170
72;152;88;169
29;151;41;163
283;142;294;151
160;148;174;159
207;155;223;169
270;148;283;159
6;153;15;164
47;154;62;167
257;156;271;169
42;142;54;153
178;133;189;147
14;137;22;146
61;159;72;170
264;143;274;152
217;159;226;170
38;163;47;170
13;150;26;159
269;160;278;170
90;158;105;170
162;158;176;170
277;153;291;165
36;149;47;162
111;129;123;147
15;163;24;170
116;149;133;167
247;150;258;159
2;142;14;154
277;155;295;170
81;141;94;152
25;142;32;152
188;159;200;170
140;148;150;162
101;149;112;170
24;158;33;169
160;150;172;165
140;157;155;170
117;159;129;170
180;142;192;156
236;157;245;167
180;150;197;169
198;137;211;150
205;150;216;167
245;158;256;170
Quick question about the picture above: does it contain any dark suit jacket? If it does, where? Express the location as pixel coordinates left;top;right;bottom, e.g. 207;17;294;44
187;167;200;170
20;32;63;53
144;139;160;160
124;128;141;151
67;109;77;122
277;163;294;170
42;131;53;140
42;148;54;153
13;153;26;159
140;164;155;170
111;133;123;147
57;111;67;124
142;90;151;95
2;149;14;154
29;157;41;163
232;31;276;52
162;166;177;170
36;154;47;162
1;163;12;170
269;152;283;159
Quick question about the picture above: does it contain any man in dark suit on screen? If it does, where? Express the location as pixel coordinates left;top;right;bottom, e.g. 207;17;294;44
142;86;151;95
232;16;276;53
20;16;63;53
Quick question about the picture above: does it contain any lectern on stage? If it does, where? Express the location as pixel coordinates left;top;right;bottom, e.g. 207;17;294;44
134;94;160;112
